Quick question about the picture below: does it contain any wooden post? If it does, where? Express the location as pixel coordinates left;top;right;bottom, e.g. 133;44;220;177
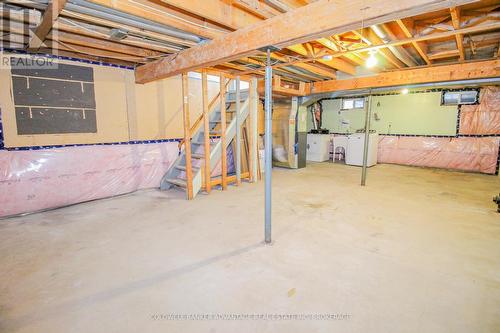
249;77;258;182
235;76;241;185
220;74;228;190
202;70;211;194
182;73;194;199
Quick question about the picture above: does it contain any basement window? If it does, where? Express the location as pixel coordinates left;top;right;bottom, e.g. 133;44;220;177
342;98;365;110
441;90;479;105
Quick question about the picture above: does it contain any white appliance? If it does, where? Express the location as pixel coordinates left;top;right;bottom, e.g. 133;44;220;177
307;134;330;162
346;132;378;167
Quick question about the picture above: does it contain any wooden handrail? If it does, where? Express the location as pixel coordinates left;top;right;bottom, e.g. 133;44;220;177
178;80;231;149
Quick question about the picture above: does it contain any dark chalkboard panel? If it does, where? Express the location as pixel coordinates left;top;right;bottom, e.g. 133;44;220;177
11;60;97;135
12;77;96;109
15;107;97;134
10;58;94;82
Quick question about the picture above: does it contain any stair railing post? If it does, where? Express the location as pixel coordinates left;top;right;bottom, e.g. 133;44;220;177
235;76;241;185
220;74;228;190
182;73;194;200
202;70;211;194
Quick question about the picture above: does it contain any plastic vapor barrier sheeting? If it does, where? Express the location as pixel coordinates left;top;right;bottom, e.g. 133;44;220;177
378;136;499;174
459;86;500;135
0;142;179;218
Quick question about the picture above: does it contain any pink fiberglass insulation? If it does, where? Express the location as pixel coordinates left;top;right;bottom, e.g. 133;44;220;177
459;86;500;135
0;142;179;218
378;136;499;174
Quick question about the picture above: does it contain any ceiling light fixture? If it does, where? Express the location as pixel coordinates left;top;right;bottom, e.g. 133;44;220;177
323;55;333;61
365;50;378;68
401;88;409;94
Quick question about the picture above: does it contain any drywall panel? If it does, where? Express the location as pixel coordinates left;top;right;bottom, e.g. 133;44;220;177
316;92;458;135
130;74;220;140
1;55;130;147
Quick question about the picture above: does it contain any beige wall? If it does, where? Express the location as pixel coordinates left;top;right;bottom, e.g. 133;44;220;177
129;73;219;141
0;55;219;148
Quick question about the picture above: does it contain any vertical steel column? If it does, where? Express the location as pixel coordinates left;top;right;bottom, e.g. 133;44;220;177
264;49;273;244
361;93;373;186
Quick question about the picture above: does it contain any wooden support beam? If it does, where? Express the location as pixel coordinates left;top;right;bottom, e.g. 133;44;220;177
48;30;165;58
220;74;228;190
202;70;211;194
28;0;67;50
182;73;194;200
43;40;149;63
136;0;477;83
450;7;466;62
396;19;431;65
312;59;500;93
232;0;281;19
270;53;337;79
86;0;222;39
236;56;325;81
157;0;261;30
231;21;500;78
258;75;310;96
208;172;250;188
428;49;460;60
318;21;500;62
60;9;196;47
53;20;177;53
287;44;356;75
359;28;406;68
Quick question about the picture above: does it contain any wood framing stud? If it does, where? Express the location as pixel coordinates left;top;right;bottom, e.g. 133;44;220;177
202;70;211;194
28;0;67;50
396;19;431;65
135;0;477;83
220;74;228;190
312;59;500;93
235;76;242;185
182;73;194;200
450;7;465;62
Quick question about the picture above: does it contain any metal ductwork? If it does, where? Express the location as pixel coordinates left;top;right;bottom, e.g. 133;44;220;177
420;12;500;36
65;0;203;43
371;24;418;67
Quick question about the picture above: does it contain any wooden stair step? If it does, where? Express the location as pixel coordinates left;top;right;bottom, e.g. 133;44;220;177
166;178;187;188
175;165;200;171
192;140;217;146
191;153;205;159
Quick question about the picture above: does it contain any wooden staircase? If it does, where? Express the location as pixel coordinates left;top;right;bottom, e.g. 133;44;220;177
160;72;257;199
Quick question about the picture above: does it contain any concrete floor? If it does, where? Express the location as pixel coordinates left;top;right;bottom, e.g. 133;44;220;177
1;163;500;333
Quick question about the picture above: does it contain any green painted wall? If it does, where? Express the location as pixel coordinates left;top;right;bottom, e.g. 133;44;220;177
308;92;459;136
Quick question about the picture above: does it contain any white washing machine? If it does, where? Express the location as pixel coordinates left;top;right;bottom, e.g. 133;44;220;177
306;134;331;162
346;132;378;167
